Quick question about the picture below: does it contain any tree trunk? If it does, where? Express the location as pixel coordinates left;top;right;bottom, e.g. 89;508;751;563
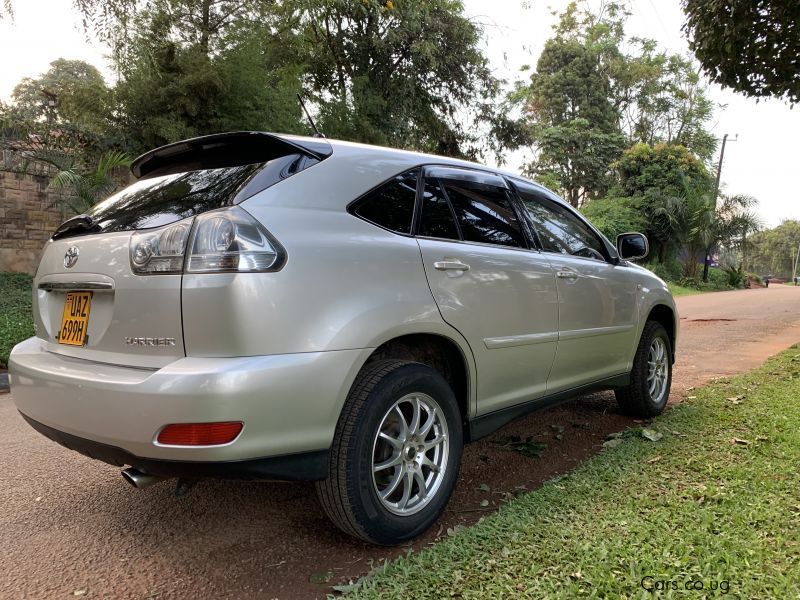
200;0;211;55
702;245;711;282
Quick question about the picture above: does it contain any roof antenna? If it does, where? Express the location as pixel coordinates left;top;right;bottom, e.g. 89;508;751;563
297;94;325;138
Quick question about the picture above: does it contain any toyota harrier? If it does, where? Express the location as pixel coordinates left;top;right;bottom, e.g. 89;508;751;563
9;131;677;544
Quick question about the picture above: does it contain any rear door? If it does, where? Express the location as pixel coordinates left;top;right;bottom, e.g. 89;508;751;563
511;180;639;391
415;167;559;415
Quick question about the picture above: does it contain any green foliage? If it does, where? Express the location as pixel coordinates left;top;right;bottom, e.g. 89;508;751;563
510;1;718;204
749;220;800;279
580;195;645;241
350;349;800;598
0;273;34;368
7;59;111;133
111;5;305;154
293;0;502;159
683;0;800;103
614;142;711;198
46;150;132;213
516;4;626;206
643;258;683;282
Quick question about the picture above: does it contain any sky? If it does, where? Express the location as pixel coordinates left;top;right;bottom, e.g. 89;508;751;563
1;0;798;227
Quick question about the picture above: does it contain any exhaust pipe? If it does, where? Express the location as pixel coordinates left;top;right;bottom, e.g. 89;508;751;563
121;467;166;489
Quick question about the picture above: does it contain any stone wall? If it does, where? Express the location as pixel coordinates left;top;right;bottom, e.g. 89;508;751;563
0;169;71;275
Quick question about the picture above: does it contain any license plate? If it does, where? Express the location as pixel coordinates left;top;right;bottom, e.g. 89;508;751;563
58;291;92;346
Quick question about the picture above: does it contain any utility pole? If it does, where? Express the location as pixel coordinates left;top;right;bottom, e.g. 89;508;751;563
703;133;738;282
792;242;800;286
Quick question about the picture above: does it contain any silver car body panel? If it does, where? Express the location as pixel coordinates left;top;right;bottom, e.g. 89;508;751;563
9;134;678;468
10;336;372;460
417;237;559;415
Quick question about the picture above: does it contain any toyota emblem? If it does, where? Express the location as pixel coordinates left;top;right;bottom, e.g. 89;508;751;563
64;246;79;269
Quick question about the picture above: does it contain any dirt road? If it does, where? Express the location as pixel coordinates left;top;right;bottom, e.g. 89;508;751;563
1;285;798;599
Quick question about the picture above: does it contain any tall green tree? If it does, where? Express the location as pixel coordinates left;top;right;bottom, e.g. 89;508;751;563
516;3;627;206
287;0;501;159
108;2;305;154
749;220;800;279
682;0;800;104
7;59;111;133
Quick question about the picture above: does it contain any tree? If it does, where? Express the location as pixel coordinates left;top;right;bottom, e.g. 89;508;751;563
580;195;646;241
288;0;502;159
7;59;111;132
611;143;714;266
682;0;800;103
109;2;305;154
749;220;800;279
515;3;627;206
691;193;761;282
25;147;131;214
616;47;716;161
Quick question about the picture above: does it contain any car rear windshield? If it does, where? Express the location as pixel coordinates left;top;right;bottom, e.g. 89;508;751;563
58;152;318;237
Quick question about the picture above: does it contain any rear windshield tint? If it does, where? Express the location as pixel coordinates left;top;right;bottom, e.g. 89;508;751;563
79;153;317;234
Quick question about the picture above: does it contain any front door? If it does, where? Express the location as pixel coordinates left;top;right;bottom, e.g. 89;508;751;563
415;168;559;415
511;180;639;392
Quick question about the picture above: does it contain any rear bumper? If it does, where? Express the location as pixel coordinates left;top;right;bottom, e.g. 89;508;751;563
21;414;328;480
9;337;371;472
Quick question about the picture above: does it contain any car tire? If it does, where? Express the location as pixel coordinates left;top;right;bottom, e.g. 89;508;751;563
316;359;463;545
615;320;672;417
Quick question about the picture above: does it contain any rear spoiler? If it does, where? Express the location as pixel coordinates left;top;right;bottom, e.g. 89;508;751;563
131;131;333;179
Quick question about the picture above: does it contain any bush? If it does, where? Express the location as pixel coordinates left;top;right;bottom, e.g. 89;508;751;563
580;196;647;241
0;273;34;368
642;258;683;282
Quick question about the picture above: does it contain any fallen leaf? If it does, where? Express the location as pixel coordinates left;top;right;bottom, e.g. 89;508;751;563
641;428;663;442
478;483;490;492
447;525;465;537
603;438;623;449
480;499;489;507
309;571;334;584
646;455;662;464
73;592;87;597
687;395;697;399
732;438;751;446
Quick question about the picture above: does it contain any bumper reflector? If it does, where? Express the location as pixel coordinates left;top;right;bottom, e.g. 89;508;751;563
157;422;243;446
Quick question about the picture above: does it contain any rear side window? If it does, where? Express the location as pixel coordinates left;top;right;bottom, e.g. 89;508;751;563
442;180;525;248
352;169;419;234
418;178;460;240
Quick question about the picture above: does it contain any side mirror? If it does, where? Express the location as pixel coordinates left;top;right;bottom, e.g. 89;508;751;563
617;232;648;261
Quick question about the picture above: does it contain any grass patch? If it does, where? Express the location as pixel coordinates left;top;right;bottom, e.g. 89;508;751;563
350;348;800;598
667;282;704;297
0;273;34;368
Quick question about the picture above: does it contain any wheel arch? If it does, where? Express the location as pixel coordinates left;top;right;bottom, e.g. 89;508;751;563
361;333;473;436
646;304;677;362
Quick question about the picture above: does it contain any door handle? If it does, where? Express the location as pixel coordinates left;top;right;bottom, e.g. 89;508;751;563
556;269;578;280
434;260;470;272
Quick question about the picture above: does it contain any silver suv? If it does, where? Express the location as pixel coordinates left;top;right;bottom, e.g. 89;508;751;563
10;132;677;544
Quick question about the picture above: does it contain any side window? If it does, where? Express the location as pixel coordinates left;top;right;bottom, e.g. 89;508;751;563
353;169;418;234
441;180;525;248
418;178;460;240
514;182;607;261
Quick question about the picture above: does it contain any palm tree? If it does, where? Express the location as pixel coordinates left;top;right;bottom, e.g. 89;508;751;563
30;149;131;214
692;193;761;282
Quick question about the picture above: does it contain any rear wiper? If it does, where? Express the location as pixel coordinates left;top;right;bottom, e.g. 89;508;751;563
52;214;101;241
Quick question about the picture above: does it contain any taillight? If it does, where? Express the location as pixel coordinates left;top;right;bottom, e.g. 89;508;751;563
156;422;243;446
129;207;284;275
130;218;192;274
187;206;284;273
